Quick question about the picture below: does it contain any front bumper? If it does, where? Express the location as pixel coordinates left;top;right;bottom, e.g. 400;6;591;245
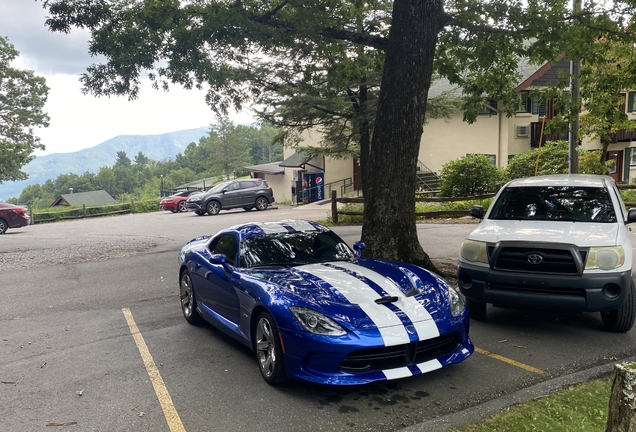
186;201;205;212
457;261;632;312
278;320;473;385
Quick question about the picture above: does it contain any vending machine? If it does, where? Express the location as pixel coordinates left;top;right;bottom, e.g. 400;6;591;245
313;173;325;201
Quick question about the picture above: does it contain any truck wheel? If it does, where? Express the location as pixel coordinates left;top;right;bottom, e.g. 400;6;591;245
468;299;487;320
601;280;636;333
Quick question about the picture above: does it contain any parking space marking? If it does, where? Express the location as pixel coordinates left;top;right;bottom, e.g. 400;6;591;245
474;346;550;376
122;308;186;432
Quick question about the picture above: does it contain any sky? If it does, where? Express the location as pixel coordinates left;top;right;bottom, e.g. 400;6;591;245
1;0;255;156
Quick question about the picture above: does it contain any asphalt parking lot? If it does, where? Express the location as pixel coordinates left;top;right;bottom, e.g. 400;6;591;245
1;205;636;431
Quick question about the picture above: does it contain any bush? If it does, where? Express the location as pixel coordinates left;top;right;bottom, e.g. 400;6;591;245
439;154;505;197
506;140;609;180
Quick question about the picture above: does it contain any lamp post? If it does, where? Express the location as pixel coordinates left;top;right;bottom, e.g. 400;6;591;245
160;175;164;197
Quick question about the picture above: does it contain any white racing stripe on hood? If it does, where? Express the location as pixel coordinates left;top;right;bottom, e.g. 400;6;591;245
331;262;440;341
300;264;410;346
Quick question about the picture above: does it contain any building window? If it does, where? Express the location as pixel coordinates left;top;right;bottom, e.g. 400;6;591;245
630;149;636;166
516;91;531;113
628;92;636;113
478;99;498;116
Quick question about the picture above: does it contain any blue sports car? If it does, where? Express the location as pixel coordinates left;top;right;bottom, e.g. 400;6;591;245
178;219;473;385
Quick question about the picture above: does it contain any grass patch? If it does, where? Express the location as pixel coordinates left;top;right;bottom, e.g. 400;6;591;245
456;378;612;432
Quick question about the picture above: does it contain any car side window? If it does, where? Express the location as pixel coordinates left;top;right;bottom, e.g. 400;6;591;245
226;182;240;192
240;181;255;189
210;234;239;266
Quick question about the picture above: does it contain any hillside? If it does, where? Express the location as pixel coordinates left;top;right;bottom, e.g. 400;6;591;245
0;127;209;200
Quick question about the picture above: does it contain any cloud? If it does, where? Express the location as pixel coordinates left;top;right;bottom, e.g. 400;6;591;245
1;0;97;75
1;0;256;155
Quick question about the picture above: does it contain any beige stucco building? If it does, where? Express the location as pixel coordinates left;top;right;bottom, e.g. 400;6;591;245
247;58;636;202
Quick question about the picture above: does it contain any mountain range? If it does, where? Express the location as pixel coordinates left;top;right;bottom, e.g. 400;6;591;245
0;127;210;201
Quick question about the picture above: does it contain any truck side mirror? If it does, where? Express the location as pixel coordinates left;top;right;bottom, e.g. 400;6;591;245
470;205;485;220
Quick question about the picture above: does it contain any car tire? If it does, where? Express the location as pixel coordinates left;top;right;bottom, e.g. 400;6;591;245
179;270;203;325
178;201;187;212
468;299;487;320
243;207;253;212
254;311;287;385
255;197;269;211
207;201;221;216
0;218;7;234
601;280;636;333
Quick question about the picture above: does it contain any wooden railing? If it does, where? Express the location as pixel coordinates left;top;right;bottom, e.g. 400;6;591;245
329;190;497;224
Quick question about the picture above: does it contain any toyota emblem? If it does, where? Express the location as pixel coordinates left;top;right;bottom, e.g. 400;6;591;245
527;253;543;265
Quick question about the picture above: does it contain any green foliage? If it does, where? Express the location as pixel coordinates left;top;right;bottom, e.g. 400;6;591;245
206;116;252;180
620;189;636;204
506;141;610;180
457;378;611;432
0;36;50;183
439;154;505;197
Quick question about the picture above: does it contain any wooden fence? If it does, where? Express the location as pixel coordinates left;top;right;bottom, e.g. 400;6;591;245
330;190;497;224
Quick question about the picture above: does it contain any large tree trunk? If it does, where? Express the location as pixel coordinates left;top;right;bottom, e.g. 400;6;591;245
361;0;445;272
606;362;636;432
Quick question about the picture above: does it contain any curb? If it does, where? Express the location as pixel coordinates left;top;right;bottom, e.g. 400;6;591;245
400;355;636;432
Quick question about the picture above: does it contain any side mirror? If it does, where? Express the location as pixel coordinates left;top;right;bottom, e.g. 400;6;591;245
627;208;636;224
470;205;485;220
210;253;228;265
222;189;228;194
353;241;366;257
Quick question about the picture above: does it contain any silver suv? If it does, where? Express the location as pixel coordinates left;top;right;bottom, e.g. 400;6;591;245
186;179;275;216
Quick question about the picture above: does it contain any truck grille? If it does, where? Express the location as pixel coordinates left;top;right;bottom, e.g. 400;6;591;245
491;246;586;274
340;333;460;374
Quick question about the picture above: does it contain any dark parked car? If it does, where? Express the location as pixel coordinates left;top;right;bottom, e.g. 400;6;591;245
186;179;275;216
160;190;202;213
178;219;472;385
0;202;30;234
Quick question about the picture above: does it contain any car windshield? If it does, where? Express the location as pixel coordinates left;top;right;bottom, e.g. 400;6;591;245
489;186;616;222
207;181;233;193
240;231;355;268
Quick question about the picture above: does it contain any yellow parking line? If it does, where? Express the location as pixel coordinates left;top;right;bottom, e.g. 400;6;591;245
474;346;550;376
122;308;186;432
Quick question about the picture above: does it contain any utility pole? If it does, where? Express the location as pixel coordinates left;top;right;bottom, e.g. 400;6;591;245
569;0;581;174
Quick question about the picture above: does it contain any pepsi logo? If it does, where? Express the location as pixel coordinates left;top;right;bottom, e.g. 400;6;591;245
316;176;323;184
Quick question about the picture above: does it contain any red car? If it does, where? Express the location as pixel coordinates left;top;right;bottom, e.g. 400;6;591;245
160;190;202;213
0;202;30;234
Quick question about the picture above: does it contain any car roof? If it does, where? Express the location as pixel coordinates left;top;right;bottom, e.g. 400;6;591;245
505;174;614;188
226;220;329;239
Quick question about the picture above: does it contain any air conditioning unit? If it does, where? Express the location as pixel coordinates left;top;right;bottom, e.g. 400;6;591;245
292;170;306;181
516;125;530;137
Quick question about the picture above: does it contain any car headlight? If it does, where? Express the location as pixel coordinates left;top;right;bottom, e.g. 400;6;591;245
460;239;489;264
585;246;625;270
289;307;346;336
188;196;202;202
448;287;466;316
